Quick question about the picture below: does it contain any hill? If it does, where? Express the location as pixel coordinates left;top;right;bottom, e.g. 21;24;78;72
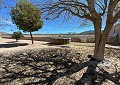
79;30;94;35
0;32;9;35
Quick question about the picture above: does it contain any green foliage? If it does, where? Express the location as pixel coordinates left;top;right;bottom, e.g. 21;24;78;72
10;0;43;32
12;31;23;41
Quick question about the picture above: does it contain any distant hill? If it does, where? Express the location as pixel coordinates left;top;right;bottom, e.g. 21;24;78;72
79;30;94;35
0;32;11;38
0;32;9;35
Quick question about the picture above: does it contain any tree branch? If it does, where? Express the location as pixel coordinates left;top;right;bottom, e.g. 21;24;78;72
113;11;120;23
41;1;94;21
99;0;108;16
86;0;100;19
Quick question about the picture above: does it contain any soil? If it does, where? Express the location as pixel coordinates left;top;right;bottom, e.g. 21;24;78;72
0;38;120;85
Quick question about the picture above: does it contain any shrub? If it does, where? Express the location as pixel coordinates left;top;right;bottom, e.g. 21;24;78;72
12;31;23;42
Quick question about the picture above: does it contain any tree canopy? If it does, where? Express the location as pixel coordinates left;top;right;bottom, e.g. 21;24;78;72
10;0;43;44
10;0;43;32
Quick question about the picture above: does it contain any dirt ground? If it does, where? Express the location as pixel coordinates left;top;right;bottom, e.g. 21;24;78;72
0;38;120;85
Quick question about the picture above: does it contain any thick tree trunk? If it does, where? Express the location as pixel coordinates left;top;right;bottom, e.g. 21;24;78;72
93;19;104;60
94;40;106;60
93;23;113;60
76;22;114;84
30;31;34;44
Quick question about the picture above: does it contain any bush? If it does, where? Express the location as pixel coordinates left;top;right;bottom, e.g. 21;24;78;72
12;31;23;42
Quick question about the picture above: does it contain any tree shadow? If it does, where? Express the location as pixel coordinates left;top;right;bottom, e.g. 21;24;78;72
75;71;120;85
109;43;120;46
42;43;70;48
5;41;17;44
0;48;119;85
75;59;120;85
0;43;28;48
0;48;87;85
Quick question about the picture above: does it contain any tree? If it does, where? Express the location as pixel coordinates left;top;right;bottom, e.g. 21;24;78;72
40;0;120;84
12;31;23;42
41;0;120;60
10;0;43;44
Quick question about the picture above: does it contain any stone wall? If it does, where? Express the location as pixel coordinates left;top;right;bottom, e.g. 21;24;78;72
22;37;82;43
71;38;81;42
86;38;95;43
22;37;51;42
2;35;120;45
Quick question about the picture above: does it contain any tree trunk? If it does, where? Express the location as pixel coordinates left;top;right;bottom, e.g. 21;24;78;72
30;31;34;44
93;40;106;60
93;23;113;60
76;22;114;84
93;19;104;60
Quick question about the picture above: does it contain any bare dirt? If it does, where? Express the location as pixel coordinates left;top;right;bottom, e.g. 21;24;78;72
0;38;120;85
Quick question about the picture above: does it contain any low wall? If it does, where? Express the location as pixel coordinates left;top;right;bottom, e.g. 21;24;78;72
86;38;95;43
50;38;71;45
3;36;82;43
22;37;51;42
2;35;120;45
71;38;81;42
2;36;12;39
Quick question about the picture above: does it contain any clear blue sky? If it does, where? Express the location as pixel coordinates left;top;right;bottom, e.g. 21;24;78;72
0;0;94;34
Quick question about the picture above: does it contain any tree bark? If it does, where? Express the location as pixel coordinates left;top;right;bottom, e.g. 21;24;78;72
30;31;34;44
93;30;106;60
93;23;113;60
93;19;104;60
94;39;106;60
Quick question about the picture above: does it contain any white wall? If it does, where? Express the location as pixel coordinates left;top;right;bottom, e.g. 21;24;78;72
109;26;120;38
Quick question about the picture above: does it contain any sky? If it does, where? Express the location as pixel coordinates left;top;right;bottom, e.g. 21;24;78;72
0;0;95;34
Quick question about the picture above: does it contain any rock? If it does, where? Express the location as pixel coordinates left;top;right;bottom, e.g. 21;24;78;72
0;67;6;72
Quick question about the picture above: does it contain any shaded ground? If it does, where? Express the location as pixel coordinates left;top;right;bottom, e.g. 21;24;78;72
0;43;28;48
0;38;120;85
0;48;120;85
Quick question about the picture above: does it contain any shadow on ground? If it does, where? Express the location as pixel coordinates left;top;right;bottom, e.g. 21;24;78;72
109;43;120;46
0;43;28;48
42;43;70;48
0;48;119;85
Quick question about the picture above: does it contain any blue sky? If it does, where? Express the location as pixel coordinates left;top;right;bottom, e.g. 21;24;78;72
0;0;94;34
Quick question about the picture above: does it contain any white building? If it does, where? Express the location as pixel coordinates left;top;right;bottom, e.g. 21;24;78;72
109;24;120;38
